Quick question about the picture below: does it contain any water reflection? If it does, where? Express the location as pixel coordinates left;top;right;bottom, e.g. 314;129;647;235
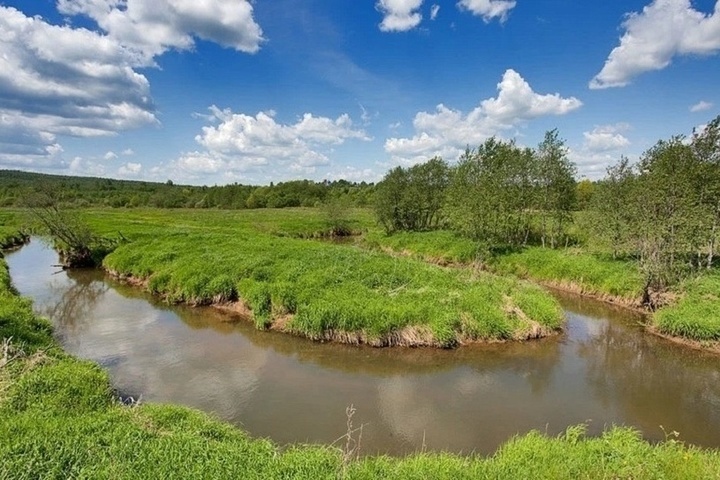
5;240;720;456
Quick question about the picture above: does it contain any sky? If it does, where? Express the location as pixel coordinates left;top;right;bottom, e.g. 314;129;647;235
0;0;719;186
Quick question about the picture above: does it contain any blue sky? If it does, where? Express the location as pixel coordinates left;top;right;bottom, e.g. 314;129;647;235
1;0;719;185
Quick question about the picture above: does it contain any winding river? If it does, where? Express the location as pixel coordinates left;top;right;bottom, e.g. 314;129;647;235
6;239;720;456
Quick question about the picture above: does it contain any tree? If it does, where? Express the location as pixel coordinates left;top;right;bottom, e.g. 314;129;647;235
589;157;636;259
691;115;720;268
634;137;705;298
374;157;450;233
445;138;535;247
535;130;577;248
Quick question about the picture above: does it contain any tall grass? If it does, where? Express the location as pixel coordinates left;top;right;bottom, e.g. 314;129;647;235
83;209;563;346
655;273;720;341
489;247;645;301
2;268;719;478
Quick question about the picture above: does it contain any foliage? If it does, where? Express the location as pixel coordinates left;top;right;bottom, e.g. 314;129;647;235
375;157;450;233
0;170;376;210
590;117;720;304
535;129;577;248
446;139;537;248
444;132;576;250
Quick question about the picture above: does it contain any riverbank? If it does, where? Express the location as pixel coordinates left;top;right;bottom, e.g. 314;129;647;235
2;254;720;478
363;229;720;350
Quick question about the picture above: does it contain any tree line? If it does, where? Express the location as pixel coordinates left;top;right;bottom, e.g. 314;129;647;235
375;130;577;249
0;172;376;209
589;117;720;300
375;117;720;302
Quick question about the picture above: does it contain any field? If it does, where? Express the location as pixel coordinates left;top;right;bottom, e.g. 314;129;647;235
2;264;719;478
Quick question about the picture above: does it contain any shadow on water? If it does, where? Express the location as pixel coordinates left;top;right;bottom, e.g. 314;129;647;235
5;239;720;456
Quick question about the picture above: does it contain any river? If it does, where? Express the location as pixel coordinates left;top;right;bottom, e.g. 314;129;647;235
6;239;720;456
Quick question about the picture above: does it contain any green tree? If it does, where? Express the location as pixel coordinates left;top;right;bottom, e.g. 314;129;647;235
589;157;636;259
374;157;450;233
691;116;720;268
445;138;535;247
535;129;577;248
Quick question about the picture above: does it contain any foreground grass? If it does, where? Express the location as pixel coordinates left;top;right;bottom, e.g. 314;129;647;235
2;263;720;478
79;209;563;347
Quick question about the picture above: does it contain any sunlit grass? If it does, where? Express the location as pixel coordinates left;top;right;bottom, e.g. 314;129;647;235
655;273;720;341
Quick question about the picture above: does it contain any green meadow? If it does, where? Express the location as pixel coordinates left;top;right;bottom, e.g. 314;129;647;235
80;209;563;347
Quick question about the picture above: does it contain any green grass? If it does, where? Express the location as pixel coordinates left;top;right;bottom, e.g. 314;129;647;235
75;208;564;346
654;273;720;341
489;247;645;301
363;229;480;264
2;269;719;478
0;210;29;250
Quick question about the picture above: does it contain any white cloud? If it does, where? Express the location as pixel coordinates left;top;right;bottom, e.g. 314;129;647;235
121;148;135;156
0;2;265;171
104;151;118;160
0;6;157;167
430;4;440;20
171;106;369;179
457;0;517;23
582;124;631;152
385;69;582;164
324;166;383;183
570;124;633;179
118;161;142;176
591;0;720;89
690;100;714;112
377;0;424;32
57;0;264;62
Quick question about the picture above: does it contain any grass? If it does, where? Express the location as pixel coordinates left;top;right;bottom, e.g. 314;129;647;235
0;210;29;250
74;208;564;347
488;247;645;302
2;266;719;478
364;229;644;303
654;273;720;341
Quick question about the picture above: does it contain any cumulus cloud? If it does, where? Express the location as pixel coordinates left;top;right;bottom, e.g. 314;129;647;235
582;124;631;152
377;0;424;32
57;0;264;62
172;106;369;179
104;151;119;160
690;100;714;112
591;0;720;89
0;2;265;171
569;124;633;179
385;69;582;164
0;6;157;166
457;0;517;23
118;161;142;176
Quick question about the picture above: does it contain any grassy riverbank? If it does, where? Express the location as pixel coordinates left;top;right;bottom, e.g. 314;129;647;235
2;262;720;478
77;209;563;347
365;227;720;345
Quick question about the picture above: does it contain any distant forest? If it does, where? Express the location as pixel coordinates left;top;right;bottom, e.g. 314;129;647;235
0;170;376;209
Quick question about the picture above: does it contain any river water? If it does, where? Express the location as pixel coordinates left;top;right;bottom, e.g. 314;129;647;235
6;240;720;456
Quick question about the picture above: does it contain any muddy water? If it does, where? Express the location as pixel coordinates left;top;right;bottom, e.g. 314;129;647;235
6;240;720;456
